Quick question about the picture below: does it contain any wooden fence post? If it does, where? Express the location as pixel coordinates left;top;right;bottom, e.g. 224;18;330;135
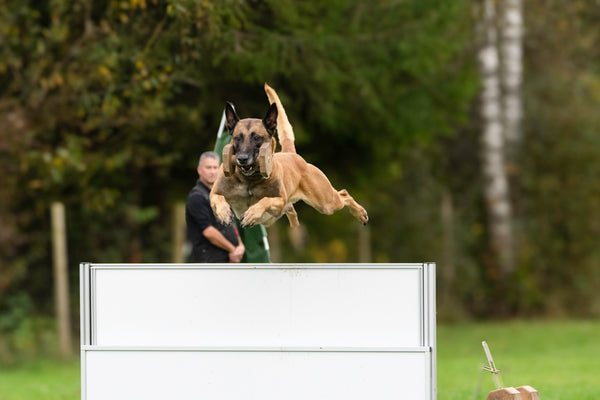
172;202;186;263
51;201;73;359
358;224;371;263
267;226;281;263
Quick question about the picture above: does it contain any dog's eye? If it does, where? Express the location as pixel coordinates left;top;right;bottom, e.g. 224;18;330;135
251;134;263;143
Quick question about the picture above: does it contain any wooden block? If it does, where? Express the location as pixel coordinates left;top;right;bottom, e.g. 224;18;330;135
258;142;273;178
516;386;540;400
486;387;522;400
222;144;236;177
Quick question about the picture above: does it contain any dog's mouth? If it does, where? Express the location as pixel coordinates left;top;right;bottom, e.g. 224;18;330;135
238;164;256;176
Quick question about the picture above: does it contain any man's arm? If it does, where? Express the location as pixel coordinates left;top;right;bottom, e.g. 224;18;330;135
202;226;236;253
202;226;245;262
229;231;245;263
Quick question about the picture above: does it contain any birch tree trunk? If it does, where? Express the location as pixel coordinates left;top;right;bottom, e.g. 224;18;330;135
500;0;523;149
500;0;523;274
479;0;515;276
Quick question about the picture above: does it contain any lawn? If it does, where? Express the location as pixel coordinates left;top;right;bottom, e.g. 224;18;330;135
437;320;600;400
0;358;79;400
0;320;598;399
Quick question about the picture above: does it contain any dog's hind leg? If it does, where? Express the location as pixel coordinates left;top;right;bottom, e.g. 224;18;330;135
308;189;368;226
299;166;369;225
284;203;300;228
337;189;369;226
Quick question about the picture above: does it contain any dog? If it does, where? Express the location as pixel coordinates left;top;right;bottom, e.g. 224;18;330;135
210;83;368;228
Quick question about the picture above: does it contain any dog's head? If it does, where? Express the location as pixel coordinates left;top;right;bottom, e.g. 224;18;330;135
224;102;277;177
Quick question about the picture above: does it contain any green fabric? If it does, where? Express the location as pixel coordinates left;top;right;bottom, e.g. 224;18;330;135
214;132;271;263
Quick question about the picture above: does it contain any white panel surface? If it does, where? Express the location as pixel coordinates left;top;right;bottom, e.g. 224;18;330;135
93;267;422;347
84;350;429;400
81;263;436;400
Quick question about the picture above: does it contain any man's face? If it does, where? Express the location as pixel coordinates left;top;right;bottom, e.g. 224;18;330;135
197;157;220;188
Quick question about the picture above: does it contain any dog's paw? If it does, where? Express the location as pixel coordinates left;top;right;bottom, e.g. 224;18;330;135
361;211;369;226
213;202;234;225
240;205;264;228
353;206;369;226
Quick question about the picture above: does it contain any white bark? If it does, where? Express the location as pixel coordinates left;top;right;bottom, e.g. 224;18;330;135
479;0;515;275
501;0;523;147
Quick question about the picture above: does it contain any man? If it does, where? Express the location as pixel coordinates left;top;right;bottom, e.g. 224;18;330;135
186;151;245;263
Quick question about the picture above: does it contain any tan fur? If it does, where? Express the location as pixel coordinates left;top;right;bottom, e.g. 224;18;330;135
210;83;368;228
264;83;295;153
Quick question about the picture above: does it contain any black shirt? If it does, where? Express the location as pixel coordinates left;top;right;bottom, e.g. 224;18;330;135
186;180;238;262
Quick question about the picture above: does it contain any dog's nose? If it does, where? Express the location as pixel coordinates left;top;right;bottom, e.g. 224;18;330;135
236;153;250;165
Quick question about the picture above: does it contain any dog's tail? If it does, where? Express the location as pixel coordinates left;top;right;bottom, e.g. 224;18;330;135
264;83;296;153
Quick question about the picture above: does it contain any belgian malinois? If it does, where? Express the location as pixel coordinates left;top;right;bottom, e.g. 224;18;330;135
210;83;368;228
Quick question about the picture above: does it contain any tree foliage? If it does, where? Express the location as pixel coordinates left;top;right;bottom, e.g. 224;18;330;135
516;0;600;316
1;0;599;348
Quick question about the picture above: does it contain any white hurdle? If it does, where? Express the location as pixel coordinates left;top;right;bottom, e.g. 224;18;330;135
80;263;436;400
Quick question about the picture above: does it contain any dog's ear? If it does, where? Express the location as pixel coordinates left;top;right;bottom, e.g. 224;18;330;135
262;102;278;136
225;102;239;134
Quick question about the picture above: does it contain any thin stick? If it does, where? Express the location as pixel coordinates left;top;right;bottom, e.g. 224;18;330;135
482;341;504;389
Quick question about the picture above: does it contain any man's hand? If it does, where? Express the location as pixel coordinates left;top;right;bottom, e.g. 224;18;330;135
229;243;245;263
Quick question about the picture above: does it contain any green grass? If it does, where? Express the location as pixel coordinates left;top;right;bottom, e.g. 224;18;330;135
0;320;598;399
0;358;80;400
437;320;600;400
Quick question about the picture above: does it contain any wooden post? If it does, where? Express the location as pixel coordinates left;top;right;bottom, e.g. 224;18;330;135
516;386;540;400
486;387;522;400
172;202;186;263
358;224;371;263
440;189;456;303
482;341;504;389
267;225;281;263
51;202;73;359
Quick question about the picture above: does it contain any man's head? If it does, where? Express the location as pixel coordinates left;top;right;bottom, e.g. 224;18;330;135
197;151;220;188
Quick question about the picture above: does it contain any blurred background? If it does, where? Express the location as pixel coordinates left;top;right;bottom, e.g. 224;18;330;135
0;0;599;374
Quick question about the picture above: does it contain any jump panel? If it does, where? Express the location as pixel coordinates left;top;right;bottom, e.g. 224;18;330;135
91;266;423;347
84;349;430;400
80;263;436;400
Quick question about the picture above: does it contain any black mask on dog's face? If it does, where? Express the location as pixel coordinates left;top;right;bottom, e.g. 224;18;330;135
225;102;277;177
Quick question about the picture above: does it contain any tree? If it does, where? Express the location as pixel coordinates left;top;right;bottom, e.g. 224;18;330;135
517;0;600;316
500;0;523;150
478;0;516;281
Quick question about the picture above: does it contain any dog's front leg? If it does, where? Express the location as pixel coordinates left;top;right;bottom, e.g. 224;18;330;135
241;197;286;227
210;192;234;225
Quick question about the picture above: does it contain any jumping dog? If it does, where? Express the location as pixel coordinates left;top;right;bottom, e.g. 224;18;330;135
210;83;368;228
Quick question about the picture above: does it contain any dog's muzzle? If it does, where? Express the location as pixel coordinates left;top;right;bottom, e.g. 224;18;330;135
236;154;256;176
